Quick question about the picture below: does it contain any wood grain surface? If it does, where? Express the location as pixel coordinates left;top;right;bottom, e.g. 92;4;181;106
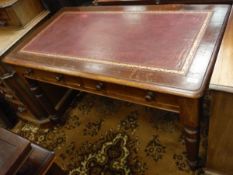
0;128;31;175
3;5;230;98
17;143;55;175
0;10;48;56
0;0;17;8
206;91;233;175
206;7;233;175
210;7;233;93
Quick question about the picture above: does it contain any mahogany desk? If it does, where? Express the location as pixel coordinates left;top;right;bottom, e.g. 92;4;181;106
3;5;230;170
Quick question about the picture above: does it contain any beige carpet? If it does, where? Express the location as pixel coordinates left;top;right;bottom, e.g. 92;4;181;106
13;94;208;175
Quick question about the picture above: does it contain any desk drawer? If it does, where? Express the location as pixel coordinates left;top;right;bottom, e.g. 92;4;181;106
18;67;83;89
82;78;179;110
17;67;180;112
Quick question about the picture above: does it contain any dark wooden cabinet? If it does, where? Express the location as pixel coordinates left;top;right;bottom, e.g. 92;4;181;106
206;91;233;175
205;7;233;175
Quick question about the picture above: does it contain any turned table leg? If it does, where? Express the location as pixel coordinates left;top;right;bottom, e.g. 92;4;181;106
180;98;200;170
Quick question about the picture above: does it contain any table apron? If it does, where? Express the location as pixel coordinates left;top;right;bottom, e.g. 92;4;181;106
15;66;182;113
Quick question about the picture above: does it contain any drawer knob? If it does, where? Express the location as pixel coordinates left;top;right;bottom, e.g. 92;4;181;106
0;20;6;27
96;82;104;91
18;106;26;113
5;94;13;99
55;75;63;82
155;0;160;4
25;69;33;76
145;91;155;101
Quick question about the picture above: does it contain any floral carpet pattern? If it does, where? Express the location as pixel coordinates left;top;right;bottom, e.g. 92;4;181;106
13;94;208;175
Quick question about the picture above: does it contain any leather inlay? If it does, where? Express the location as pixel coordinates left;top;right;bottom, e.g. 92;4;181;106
20;11;211;74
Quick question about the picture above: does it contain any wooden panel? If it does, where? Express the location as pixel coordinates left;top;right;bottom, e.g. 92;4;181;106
207;8;233;174
210;7;233;93
0;0;18;8
0;10;48;56
0;0;45;28
17;143;55;175
0;128;31;175
15;66;180;112
206;91;233;175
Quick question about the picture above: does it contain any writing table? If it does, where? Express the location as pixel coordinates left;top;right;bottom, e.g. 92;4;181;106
3;5;230;170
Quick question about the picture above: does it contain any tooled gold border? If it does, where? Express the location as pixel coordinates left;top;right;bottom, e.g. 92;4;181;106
20;10;212;75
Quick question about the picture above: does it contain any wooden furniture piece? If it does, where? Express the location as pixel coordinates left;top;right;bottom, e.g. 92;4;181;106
0;95;17;128
205;7;233;175
3;5;230;170
93;0;233;6
0;0;45;28
0;128;64;175
0;7;77;124
0;128;31;175
17;144;55;175
0;9;49;123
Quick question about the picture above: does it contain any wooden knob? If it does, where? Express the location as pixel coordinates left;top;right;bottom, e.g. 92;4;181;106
25;69;33;76
18;106;26;113
96;82;104;91
0;20;6;27
155;0;160;4
93;0;98;5
145;91;155;101
5;94;13;99
55;75;63;82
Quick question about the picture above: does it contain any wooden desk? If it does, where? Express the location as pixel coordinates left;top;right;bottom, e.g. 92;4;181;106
3;5;230;170
206;7;233;175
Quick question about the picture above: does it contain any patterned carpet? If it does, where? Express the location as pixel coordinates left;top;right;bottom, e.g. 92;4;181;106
13;94;208;175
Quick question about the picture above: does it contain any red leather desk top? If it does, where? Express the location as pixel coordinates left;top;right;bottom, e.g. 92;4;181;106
3;5;230;97
21;11;209;74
